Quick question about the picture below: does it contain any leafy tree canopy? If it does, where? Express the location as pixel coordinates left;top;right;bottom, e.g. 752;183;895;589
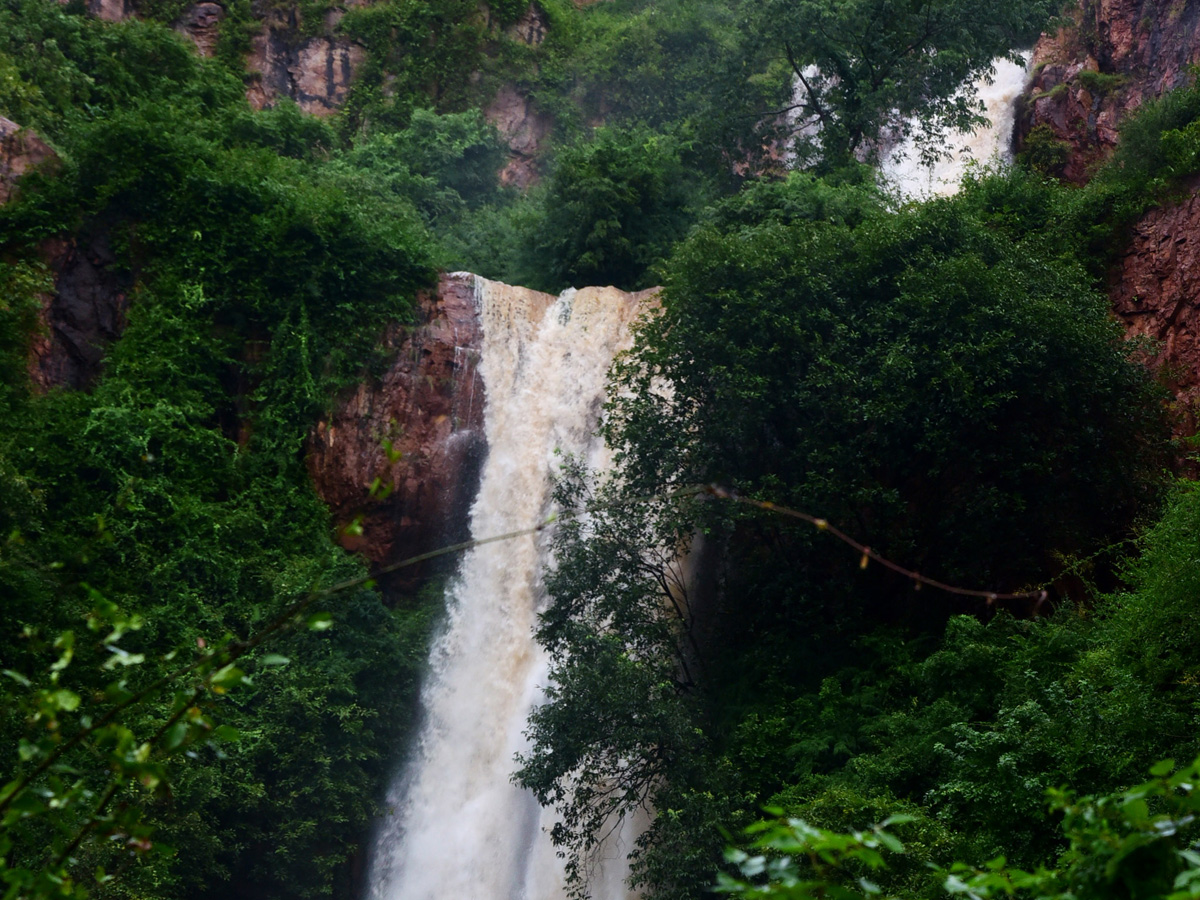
518;172;1170;899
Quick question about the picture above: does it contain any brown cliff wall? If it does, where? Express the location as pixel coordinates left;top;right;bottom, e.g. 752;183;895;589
244;6;367;117
1109;174;1200;432
306;272;488;592
1018;0;1200;183
28;234;133;391
1016;2;1200;431
0;118;132;393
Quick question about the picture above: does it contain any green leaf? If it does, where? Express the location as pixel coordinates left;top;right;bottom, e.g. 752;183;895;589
209;664;247;690
212;725;241;743
307;612;334;631
2;669;31;688
1152;759;1176;777
103;645;146;669
48;689;80;712
163;721;189;752
259;654;291;667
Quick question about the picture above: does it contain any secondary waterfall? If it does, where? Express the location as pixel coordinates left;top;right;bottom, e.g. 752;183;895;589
367;276;646;900
880;54;1033;197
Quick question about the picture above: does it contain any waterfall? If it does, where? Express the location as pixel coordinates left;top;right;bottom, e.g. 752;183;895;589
367;276;646;900
880;54;1033;198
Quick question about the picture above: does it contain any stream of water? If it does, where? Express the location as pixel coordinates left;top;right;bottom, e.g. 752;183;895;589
366;277;646;900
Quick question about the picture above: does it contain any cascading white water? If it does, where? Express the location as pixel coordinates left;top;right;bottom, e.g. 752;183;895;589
880;54;1033;198
367;276;646;900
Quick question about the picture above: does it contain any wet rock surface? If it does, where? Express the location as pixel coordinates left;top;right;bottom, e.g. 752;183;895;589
306;273;488;592
245;8;367;116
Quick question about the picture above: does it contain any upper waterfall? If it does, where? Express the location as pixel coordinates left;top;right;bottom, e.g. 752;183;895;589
879;54;1033;198
366;276;649;900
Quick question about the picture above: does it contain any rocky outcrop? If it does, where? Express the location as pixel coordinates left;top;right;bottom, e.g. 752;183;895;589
0;118;58;205
502;2;548;45
245;7;367;117
1109;174;1200;433
1018;0;1200;183
174;2;225;57
87;0;133;22
1015;2;1200;432
28;235;133;391
485;84;552;189
3;121;129;392
306;272;488;592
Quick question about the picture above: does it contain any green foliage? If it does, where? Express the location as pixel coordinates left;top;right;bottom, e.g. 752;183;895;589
556;0;743;133
616;193;1165;586
329;108;506;229
514;126;704;291
1076;69;1128;97
7;4;1200;900
1053;71;1200;263
719;814;912;900
720;757;1200;900
1017;125;1071;179
339;0;489;132
0;7;439;896
701;168;882;232
0;0;240;137
520;172;1171;898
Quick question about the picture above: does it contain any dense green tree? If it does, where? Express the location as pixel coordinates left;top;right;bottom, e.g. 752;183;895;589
0;9;438;895
518;176;1169;899
515;126;704;291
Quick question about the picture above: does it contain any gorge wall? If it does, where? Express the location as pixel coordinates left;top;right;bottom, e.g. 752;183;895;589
1016;0;1200;431
1018;0;1200;184
305;272;487;593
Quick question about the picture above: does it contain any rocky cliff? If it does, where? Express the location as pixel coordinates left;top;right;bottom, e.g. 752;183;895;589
1018;0;1200;183
1;117;134;392
305;272;490;593
0;116;56;205
28;234;133;391
1016;1;1200;432
244;5;366;117
1109;175;1200;432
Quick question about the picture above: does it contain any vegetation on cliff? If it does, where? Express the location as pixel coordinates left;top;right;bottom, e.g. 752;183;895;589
6;1;1200;899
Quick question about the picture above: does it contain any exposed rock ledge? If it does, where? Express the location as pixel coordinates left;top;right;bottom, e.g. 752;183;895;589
0;117;57;205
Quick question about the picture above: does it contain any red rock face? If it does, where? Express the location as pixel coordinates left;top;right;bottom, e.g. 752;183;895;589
485;84;552;189
0;117;58;205
306;273;488;592
1018;0;1200;183
1109;174;1200;433
1016;2;1200;434
245;8;367;117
